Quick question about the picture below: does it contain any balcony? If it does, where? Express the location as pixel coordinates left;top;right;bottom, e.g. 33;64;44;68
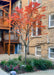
4;32;19;43
0;16;9;29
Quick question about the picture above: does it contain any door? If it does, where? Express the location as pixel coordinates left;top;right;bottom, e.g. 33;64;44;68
15;44;22;54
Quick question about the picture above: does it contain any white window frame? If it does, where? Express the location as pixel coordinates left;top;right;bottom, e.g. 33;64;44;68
49;14;54;28
32;0;36;2
31;21;39;37
31;20;42;37
35;46;41;56
32;0;42;3
18;0;21;8
31;26;38;37
48;47;54;59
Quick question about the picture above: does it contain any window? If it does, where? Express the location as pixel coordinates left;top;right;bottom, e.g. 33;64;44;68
0;10;3;16
32;0;42;7
32;0;42;3
32;0;36;2
32;21;41;37
49;47;54;59
49;14;54;28
37;0;42;4
35;46;41;56
18;1;22;9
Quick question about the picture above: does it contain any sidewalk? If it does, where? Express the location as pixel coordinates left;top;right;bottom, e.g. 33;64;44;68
19;70;54;75
0;68;8;75
0;68;54;75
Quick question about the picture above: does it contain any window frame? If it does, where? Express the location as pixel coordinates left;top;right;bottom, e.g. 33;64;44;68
48;47;54;59
49;14;54;28
31;21;41;37
32;0;42;5
31;26;38;37
35;46;41;56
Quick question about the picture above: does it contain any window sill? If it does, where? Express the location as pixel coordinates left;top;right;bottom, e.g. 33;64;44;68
35;55;41;57
31;35;42;38
49;57;54;60
48;26;54;29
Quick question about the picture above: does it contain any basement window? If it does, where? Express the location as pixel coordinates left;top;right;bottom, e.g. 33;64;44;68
35;46;41;56
49;47;54;59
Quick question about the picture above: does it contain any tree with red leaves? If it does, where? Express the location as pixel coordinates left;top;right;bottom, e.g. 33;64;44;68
10;2;46;64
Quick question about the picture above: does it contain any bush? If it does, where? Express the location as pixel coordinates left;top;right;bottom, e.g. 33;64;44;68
30;59;52;70
18;55;22;61
25;65;33;72
1;60;7;65
4;65;10;72
22;58;31;64
0;57;53;73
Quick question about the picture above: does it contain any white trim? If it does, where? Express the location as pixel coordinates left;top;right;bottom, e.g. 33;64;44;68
49;15;51;28
31;22;39;37
48;47;54;59
36;0;38;2
32;0;36;2
49;14;54;28
35;46;41;56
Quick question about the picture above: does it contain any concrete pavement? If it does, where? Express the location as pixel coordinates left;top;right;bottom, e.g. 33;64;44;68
0;68;8;75
19;70;54;75
0;68;54;75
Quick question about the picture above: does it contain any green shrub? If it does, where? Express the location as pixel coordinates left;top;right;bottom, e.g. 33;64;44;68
0;57;53;73
22;58;32;64
25;65;33;72
6;59;19;66
18;55;22;61
30;59;52;70
42;59;52;69
1;60;7;65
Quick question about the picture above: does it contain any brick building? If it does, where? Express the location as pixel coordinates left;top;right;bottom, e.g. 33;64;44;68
12;0;54;59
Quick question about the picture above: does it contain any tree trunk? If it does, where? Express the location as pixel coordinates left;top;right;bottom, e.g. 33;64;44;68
24;45;27;65
27;38;29;54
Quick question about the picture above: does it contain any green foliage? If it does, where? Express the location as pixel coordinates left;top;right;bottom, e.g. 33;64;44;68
1;60;7;65
18;55;22;61
22;58;32;64
30;59;52;70
7;59;16;65
25;65;33;72
0;57;53;73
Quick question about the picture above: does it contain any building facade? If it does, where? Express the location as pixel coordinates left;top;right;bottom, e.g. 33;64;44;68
0;0;22;55
1;0;54;60
29;0;54;59
13;0;54;59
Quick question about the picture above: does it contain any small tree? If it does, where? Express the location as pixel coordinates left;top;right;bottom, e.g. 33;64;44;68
10;2;46;64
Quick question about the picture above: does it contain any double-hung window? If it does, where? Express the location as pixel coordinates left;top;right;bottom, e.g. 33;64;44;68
18;1;22;9
49;14;54;28
32;21;41;37
49;47;54;59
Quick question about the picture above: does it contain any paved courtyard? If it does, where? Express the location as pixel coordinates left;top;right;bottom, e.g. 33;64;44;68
20;70;54;75
0;68;54;75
